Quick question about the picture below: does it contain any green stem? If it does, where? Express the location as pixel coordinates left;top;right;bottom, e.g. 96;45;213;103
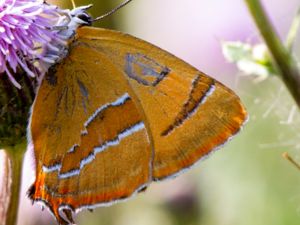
244;0;300;108
3;142;26;225
0;151;9;225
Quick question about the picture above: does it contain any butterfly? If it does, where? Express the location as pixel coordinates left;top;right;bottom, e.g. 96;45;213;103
27;2;248;225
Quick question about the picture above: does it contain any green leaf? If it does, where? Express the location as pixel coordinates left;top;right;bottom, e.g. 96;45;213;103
222;41;276;81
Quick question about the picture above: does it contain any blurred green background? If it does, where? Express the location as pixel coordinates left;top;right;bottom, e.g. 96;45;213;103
8;0;300;224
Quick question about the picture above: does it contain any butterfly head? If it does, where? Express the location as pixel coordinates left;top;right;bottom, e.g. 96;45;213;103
57;5;93;39
39;5;93;75
69;5;94;27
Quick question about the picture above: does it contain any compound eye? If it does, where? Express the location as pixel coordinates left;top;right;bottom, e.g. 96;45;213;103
77;13;92;25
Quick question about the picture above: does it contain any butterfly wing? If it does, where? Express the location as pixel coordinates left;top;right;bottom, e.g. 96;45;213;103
28;26;247;224
75;27;248;179
28;41;152;224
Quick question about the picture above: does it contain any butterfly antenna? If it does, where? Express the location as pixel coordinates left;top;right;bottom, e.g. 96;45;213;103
93;0;133;22
71;0;76;9
282;152;300;170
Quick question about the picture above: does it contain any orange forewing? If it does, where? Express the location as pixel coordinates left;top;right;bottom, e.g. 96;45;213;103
28;26;247;224
76;27;247;179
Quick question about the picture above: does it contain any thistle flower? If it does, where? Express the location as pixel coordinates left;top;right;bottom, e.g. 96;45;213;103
0;0;69;88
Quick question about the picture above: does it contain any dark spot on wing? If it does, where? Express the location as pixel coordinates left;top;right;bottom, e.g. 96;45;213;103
161;75;215;136
77;79;89;98
138;186;148;193
77;78;89;113
45;66;58;86
125;53;170;86
27;184;36;200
